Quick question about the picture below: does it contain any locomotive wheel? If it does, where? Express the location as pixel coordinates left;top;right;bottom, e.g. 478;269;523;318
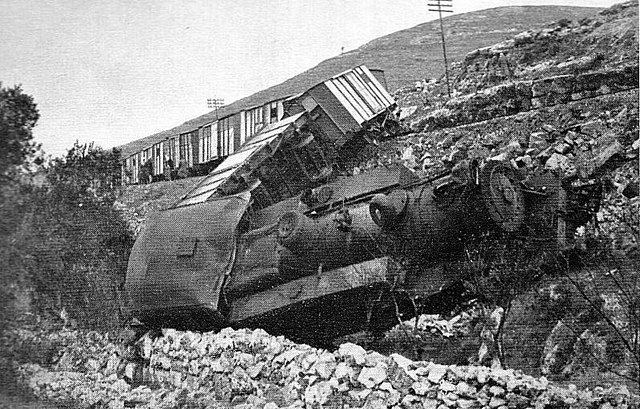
480;161;525;233
277;211;306;247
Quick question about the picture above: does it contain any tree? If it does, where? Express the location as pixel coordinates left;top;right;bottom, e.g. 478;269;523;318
46;141;122;203
0;84;40;179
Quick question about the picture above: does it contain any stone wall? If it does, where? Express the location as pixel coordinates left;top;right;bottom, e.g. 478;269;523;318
417;65;638;132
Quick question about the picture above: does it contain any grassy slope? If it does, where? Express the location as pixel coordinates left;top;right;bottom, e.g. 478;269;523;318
280;6;602;93
119;5;601;157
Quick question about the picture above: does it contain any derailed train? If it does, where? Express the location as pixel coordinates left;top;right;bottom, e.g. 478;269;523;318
125;66;598;344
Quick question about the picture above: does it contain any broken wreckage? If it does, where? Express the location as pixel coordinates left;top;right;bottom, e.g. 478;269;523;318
125;66;599;344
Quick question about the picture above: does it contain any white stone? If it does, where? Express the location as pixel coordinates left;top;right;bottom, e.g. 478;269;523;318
390;353;413;371
364;351;387;367
456;381;476;398
489;385;505;396
338;343;367;366
457;398;477;409
489;396;507;408
412;380;431;396
236;352;255;368
440;381;456;392
334;362;354;381
124;363;136;381
401;394;421;407
274;348;304;364
422;398;439;409
427;363;447;384
313;352;337;379
304;380;334;406
357;363;388;388
247;362;265;379
111;379;130;395
378;381;395;393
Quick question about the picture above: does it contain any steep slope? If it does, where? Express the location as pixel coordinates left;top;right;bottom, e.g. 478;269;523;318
349;0;638;391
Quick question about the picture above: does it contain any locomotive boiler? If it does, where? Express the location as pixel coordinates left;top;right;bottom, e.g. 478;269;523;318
125;156;579;344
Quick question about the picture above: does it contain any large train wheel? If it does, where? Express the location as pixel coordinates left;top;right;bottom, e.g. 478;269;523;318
480;161;525;233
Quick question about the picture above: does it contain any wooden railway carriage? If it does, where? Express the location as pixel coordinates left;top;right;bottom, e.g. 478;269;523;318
120;65;392;185
121;98;289;184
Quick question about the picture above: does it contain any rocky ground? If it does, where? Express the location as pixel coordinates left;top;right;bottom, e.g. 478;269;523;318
346;0;639;394
113;176;204;235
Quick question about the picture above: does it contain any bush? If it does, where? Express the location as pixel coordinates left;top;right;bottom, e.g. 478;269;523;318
1;143;133;331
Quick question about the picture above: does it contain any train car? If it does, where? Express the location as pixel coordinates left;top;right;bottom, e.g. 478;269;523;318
119;65;395;185
239;98;287;146
122;153;141;184
290;65;395;147
198;121;217;164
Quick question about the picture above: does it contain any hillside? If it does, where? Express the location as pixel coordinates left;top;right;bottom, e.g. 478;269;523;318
114;0;639;387
237;6;602;97
6;2;639;408
119;5;601;157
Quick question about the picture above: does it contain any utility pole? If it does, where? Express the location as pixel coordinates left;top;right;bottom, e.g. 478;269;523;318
428;0;453;97
207;97;225;120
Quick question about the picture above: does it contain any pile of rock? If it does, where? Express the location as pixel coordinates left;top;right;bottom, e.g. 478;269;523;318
372;92;638;187
19;327;637;408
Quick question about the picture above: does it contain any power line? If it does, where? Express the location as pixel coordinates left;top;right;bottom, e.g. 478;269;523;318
428;0;453;98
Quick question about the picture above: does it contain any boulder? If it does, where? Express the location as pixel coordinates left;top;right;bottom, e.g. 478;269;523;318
338;343;367;366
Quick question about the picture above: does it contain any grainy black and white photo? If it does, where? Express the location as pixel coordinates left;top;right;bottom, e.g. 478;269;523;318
1;0;638;407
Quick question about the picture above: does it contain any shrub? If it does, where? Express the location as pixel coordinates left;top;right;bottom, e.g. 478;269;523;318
2;143;133;331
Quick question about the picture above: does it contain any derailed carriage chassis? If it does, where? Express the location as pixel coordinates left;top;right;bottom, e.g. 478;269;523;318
126;159;598;344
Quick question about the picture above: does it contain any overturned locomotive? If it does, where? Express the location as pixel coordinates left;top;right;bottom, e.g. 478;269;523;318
125;66;596;344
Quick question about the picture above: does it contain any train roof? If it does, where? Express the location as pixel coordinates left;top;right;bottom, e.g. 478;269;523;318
171;112;308;208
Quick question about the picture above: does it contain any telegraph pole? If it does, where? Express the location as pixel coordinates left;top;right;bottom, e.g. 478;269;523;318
207;97;225;120
428;0;453;97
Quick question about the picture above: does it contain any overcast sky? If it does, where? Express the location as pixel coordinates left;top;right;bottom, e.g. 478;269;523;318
0;0;621;158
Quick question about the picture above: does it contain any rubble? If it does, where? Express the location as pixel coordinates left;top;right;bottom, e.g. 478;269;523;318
367;90;638;186
13;327;638;408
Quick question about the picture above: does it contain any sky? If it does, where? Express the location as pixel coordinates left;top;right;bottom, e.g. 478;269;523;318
0;0;622;158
